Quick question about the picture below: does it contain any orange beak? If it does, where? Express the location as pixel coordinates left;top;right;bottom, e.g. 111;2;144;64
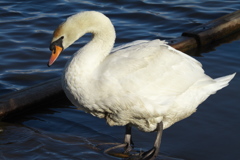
48;45;63;67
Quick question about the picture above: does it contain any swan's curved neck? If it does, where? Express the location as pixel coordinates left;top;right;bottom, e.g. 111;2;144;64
64;14;116;81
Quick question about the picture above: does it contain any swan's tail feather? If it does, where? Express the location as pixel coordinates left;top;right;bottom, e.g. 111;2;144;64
214;73;236;90
189;73;236;108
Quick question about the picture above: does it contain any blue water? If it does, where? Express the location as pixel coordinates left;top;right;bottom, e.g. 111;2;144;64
0;0;240;160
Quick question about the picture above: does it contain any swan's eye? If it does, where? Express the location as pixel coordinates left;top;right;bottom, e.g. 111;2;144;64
49;36;64;52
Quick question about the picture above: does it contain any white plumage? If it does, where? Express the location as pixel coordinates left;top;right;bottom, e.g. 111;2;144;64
48;11;235;159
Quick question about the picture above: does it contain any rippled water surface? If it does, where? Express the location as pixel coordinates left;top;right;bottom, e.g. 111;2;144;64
0;0;240;160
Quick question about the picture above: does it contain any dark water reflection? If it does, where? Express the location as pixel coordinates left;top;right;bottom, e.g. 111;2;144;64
0;0;240;160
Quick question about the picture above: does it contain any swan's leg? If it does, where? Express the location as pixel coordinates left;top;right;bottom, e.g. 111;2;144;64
104;124;134;153
123;124;134;153
140;121;163;160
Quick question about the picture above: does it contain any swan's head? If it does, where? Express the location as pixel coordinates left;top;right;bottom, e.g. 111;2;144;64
48;11;115;67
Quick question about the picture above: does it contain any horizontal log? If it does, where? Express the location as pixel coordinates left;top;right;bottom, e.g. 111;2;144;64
0;77;64;119
167;36;197;53
0;10;240;120
182;10;240;46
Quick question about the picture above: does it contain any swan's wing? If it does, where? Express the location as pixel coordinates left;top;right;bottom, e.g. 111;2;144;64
98;39;206;106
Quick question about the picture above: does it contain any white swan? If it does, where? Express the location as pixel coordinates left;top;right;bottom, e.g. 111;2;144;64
48;11;235;159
